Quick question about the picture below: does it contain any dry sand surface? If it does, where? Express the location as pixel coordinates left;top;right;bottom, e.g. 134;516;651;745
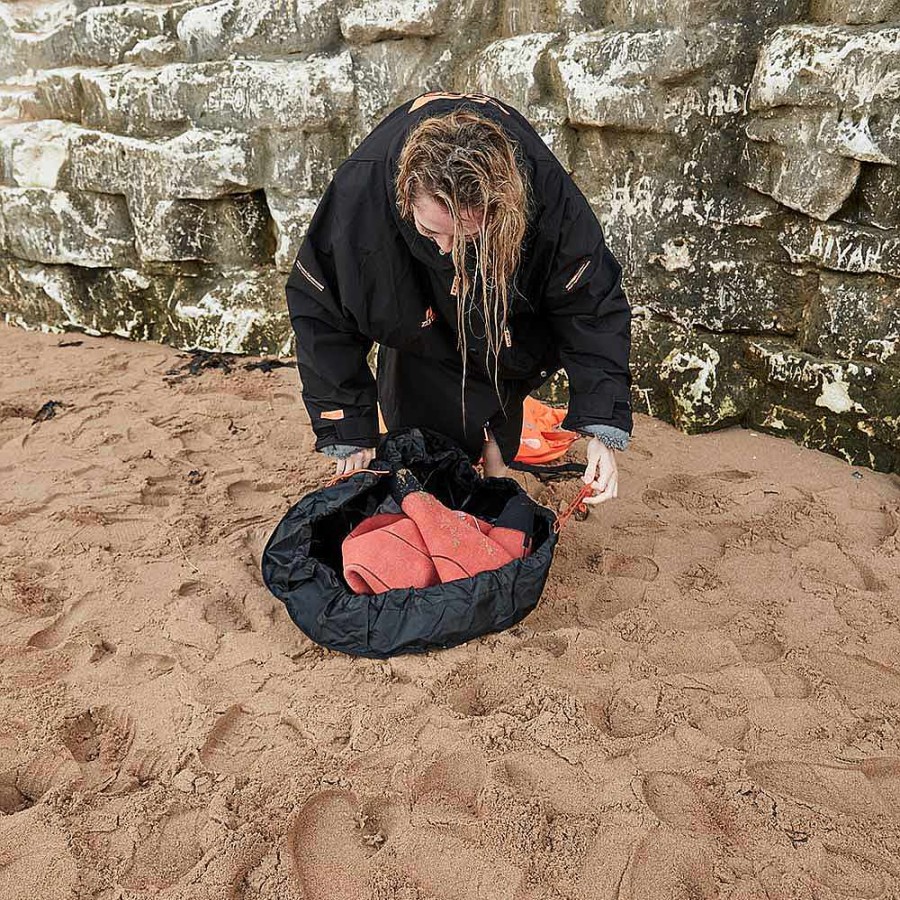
2;322;900;900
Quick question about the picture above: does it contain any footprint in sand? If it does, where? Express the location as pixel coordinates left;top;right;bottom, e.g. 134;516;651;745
812;650;900;705
27;597;88;650
598;680;663;738
813;844;888;898
226;480;283;511
642;473;736;515
738;633;784;664
119;807;205;891
123;748;172;785
585;552;659;582
140;474;179;507
579;825;718;900
446;678;503;718
0;810;78;900
3;565;63;618
641;773;734;837
0;750;80;815
118;651;177;685
202;591;253;633
288;790;376;900
291;780;525;900
199;704;299;775
747;757;900;821
710;469;756;483
45;509;157;553
59;706;134;790
413;751;489;816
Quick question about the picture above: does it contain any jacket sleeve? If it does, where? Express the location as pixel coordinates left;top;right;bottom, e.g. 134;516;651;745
541;171;633;442
285;179;379;453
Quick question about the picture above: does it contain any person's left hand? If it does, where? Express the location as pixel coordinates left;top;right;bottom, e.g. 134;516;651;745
582;437;619;505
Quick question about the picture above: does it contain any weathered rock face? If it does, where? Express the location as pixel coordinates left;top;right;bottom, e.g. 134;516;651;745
1;0;898;472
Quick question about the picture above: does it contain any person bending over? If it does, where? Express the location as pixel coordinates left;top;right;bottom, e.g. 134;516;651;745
285;90;632;505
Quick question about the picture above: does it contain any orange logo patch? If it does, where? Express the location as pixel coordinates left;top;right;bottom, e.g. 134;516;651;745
421;306;436;328
321;409;345;420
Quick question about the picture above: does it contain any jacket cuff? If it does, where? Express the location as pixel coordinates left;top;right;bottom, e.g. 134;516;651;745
320;443;363;459
577;424;631;451
312;407;379;452
562;398;633;439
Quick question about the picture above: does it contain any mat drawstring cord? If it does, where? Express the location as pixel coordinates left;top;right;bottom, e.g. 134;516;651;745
552;483;593;534
325;468;389;488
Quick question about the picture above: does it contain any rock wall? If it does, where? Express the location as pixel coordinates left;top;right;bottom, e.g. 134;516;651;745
1;0;898;471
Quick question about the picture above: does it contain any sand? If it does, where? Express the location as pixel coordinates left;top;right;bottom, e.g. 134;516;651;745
1;322;900;900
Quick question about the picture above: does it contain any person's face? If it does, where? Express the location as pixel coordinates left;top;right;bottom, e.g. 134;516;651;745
411;194;483;254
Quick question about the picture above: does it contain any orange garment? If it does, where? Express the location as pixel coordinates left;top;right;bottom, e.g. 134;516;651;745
514;396;578;465
342;482;532;596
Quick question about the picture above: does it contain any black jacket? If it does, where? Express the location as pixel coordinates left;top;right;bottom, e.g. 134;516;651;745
285;91;632;457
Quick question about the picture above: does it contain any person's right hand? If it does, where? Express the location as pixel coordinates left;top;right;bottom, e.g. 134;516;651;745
334;447;376;476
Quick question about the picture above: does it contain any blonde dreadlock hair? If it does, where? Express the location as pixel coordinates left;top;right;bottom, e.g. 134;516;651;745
394;108;533;428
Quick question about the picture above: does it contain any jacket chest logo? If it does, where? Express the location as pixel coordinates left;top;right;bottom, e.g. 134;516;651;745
420;306;436;328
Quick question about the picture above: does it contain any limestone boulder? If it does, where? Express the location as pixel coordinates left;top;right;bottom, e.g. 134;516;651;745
70;128;263;199
0;4;178;74
745;338;900;471
810;0;900;26
750;25;900;111
746;105;900;167
640;248;815;335
551;24;746;135
630;317;757;431
0;119;81;188
164;269;292;355
0;78;44;121
856;163;900;230
801;273;900;366
70;5;175;65
524;103;574;170
778;219;900;278
176;0;339;62
349;39;452;148
568;131;706;281
0;261;84;333
0;261;292;355
67;54;354;137
124;35;183;66
603;0;808;27
32;67;89;123
465;33;556;112
1;264;171;342
497;0;596;36
743;138;861;221
266;190;320;272
259;129;344;196
340;0;451;44
126;190;275;265
0;187;135;267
